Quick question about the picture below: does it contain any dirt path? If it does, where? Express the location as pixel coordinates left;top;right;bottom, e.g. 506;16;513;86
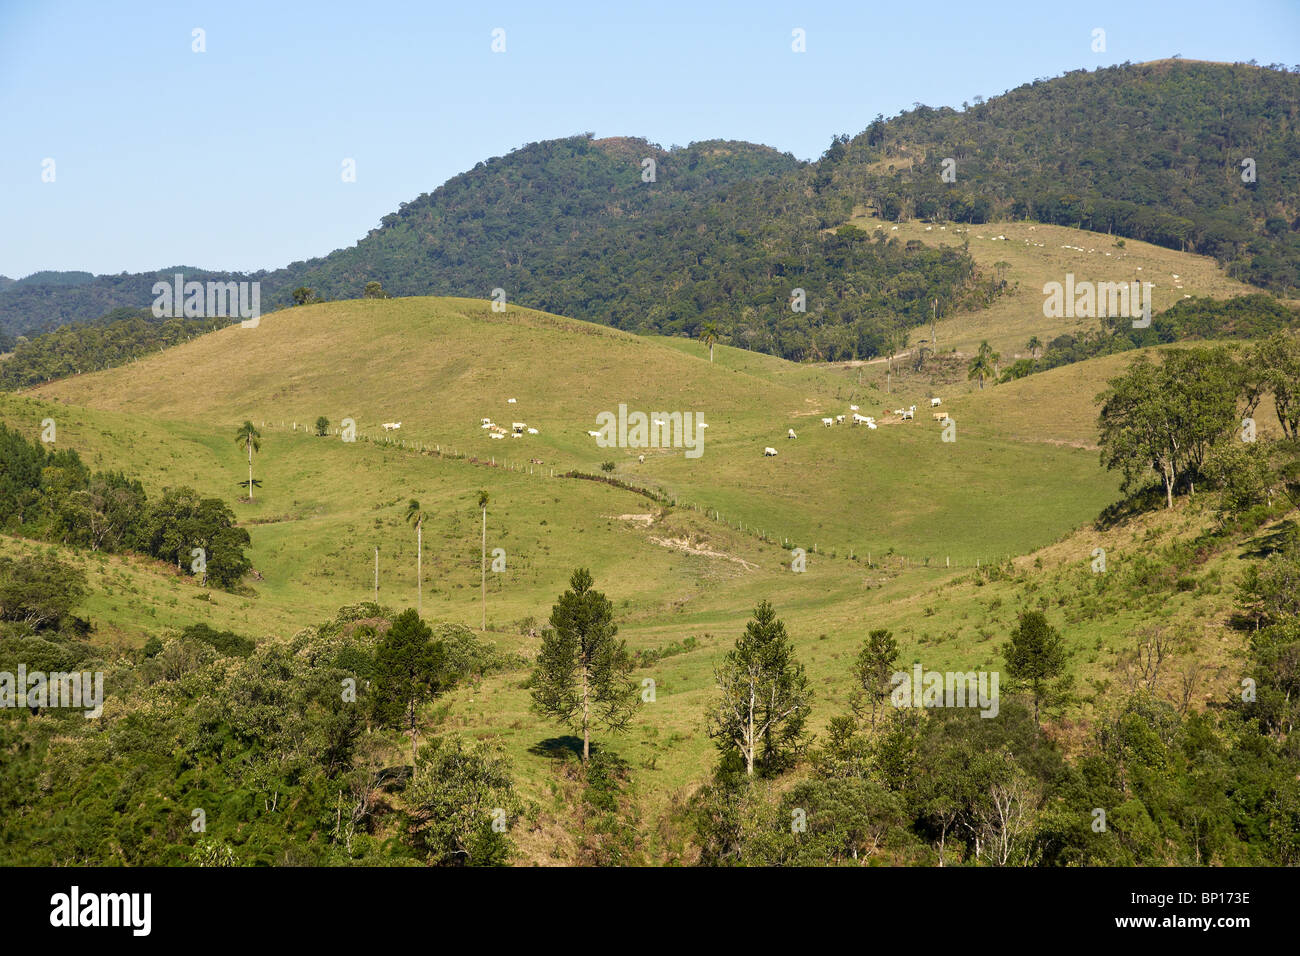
648;535;760;570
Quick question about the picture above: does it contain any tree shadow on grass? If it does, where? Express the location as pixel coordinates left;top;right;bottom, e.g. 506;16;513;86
1095;485;1166;530
1240;518;1297;560
528;736;604;760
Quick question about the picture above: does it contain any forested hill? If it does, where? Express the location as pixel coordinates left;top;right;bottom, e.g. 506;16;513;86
821;60;1300;290
4;61;1295;353
1;135;986;361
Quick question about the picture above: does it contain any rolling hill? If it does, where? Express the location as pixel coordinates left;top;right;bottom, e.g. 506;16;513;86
29;296;1119;563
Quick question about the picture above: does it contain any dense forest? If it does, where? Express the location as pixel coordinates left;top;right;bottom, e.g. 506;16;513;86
826;60;1300;291
5;61;1293;359
0;424;252;588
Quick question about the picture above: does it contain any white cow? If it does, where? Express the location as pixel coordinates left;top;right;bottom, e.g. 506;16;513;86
822;417;834;427
764;447;778;457
526;427;539;435
836;415;845;424
382;422;401;431
930;397;942;407
638;454;645;463
507;398;517;404
587;430;601;438
489;433;504;440
852;413;871;425
788;428;797;439
512;422;526;433
850;405;859;411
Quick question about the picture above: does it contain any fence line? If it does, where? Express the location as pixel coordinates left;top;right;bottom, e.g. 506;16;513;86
256;420;1008;570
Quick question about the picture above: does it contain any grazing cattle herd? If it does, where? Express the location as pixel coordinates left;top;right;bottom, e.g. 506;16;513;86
763;400;945;455
416;396;952;463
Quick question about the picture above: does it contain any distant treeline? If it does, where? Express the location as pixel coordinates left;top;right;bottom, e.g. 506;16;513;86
1001;294;1300;384
0;424;251;588
0;308;234;390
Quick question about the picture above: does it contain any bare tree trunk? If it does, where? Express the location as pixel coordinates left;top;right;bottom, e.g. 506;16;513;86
746;684;756;775
409;698;417;766
416;520;422;614
582;665;590;762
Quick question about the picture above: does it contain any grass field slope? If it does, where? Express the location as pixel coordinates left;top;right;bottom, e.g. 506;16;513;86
843;216;1264;359
31;297;1119;563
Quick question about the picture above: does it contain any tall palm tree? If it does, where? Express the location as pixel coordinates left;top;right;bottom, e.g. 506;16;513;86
405;499;426;614
1026;335;1043;361
234;421;261;499
967;340;997;390
699;322;719;363
477;490;489;630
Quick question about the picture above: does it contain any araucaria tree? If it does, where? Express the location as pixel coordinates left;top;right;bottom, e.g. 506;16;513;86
1002;611;1068;725
373;609;449;765
530;568;638;761
851;627;899;731
709;601;812;776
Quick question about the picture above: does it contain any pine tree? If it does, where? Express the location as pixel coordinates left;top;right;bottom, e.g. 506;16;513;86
373;609;448;764
851;628;899;731
530;568;638;761
1002;611;1067;725
709;601;812;776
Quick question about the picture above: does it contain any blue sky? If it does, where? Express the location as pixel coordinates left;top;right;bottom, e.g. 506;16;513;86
2;0;1296;277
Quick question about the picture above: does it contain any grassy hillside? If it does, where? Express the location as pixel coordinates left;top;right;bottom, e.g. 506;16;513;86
843;217;1263;359
30;297;1118;562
